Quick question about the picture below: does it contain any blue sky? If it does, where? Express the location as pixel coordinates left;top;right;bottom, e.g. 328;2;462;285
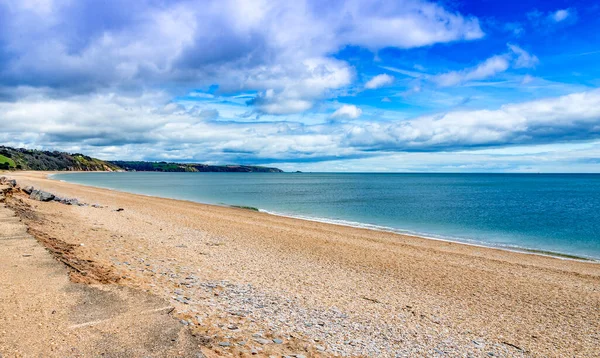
1;0;600;172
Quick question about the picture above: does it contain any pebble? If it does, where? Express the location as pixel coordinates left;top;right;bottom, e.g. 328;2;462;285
272;338;283;344
218;342;231;347
254;338;271;345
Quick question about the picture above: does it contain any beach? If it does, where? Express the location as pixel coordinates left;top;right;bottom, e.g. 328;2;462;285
1;171;599;357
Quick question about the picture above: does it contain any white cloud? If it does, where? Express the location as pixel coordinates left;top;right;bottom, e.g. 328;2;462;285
432;44;538;86
331;105;362;119
508;44;539;68
2;89;600;165
528;8;577;27
433;55;510;87
0;0;484;115
552;9;570;22
365;74;394;89
344;90;600;151
521;74;535;84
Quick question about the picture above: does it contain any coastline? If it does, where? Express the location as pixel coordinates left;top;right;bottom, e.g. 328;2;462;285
3;171;600;357
50;171;599;263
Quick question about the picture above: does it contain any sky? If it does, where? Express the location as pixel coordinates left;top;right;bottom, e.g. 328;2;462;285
1;0;600;172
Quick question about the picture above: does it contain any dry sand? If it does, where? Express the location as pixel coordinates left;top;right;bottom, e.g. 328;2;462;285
1;171;599;357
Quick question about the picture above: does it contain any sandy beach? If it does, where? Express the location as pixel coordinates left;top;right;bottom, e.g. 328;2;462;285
1;171;599;357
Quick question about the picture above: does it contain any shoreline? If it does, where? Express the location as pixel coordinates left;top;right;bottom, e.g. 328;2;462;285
3;171;600;357
50;171;599;263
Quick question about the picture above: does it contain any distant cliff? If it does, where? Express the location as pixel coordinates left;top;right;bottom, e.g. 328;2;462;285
109;161;284;173
0;146;120;171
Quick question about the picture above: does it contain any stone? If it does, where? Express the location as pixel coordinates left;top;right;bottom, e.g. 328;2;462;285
62;198;80;206
30;189;55;202
7;179;17;188
253;338;271;345
22;186;34;194
272;338;283;344
218;342;231;347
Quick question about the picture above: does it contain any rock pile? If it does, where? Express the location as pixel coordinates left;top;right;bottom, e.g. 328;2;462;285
0;177;89;207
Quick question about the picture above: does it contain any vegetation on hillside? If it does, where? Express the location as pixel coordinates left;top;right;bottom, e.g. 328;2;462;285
0;146;121;171
0;154;16;170
110;161;284;173
0;146;284;173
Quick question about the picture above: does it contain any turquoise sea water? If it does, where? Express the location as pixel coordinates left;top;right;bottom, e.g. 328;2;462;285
52;172;600;260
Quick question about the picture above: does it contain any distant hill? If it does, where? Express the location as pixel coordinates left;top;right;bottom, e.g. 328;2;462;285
110;161;283;173
0;146;120;171
0;146;284;173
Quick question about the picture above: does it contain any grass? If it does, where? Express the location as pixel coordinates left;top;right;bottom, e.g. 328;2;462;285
0;154;16;168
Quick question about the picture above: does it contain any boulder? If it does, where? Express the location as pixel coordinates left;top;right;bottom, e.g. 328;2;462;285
30;189;55;202
7;179;17;188
22;186;34;195
62;198;80;206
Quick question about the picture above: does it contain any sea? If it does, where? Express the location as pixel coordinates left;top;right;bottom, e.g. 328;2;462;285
52;172;600;261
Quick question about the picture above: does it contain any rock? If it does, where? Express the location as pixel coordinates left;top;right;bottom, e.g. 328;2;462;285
272;338;283;344
315;345;325;352
115;208;124;212
251;348;258;355
253;338;271;345
62;198;80;206
92;204;102;208
7;179;17;188
30;189;55;202
218;342;231;347
22;186;34;194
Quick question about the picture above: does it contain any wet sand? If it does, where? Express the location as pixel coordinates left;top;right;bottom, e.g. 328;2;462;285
2;171;600;357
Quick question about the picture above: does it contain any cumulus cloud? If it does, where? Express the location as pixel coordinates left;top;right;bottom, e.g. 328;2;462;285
508;44;539;68
433;44;538;86
330;105;362;119
433;55;510;87
0;0;484;115
551;9;570;23
344;90;600;151
365;74;394;89
2;89;600;164
528;8;577;28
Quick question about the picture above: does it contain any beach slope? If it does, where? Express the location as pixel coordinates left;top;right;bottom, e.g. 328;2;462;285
1;171;599;357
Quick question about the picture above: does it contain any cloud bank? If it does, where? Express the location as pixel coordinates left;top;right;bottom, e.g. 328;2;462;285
2;89;599;164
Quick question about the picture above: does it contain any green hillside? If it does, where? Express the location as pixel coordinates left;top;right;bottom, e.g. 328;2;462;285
0;146;284;173
0;146;121;171
0;154;16;169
